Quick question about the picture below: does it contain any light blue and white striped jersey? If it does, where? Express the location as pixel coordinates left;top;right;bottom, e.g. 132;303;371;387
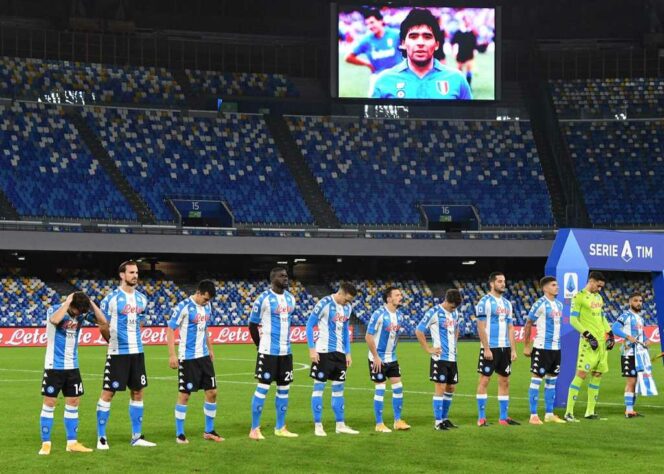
416;305;460;362
43;305;94;370
476;294;513;349
306;295;351;354
168;296;212;360
527;296;563;350
249;289;296;356
366;306;402;363
614;310;645;357
100;288;148;355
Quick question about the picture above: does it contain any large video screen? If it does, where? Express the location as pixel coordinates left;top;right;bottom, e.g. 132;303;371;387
336;5;496;100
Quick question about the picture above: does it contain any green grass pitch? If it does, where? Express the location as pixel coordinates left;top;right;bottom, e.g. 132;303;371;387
1;341;662;473
338;51;495;100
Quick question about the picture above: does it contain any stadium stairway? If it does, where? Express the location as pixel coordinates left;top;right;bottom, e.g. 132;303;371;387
171;69;195;106
0;188;19;220
67;110;157;224
304;282;333;299
523;78;590;227
264;114;340;228
42;279;77;299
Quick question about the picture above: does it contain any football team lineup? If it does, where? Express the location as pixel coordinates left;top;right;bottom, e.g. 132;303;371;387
2;260;661;474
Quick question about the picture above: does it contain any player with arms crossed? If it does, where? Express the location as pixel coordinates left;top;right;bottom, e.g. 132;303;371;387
564;271;615;422
95;260;155;449
371;8;471;100
523;276;566;424
611;292;648;418
365;287;411;433
167;280;223;444
39;292;109;455
307;282;359;436
248;267;298;440
415;288;463;431
475;272;519;427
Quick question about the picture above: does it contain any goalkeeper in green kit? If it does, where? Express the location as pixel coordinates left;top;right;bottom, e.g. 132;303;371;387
564;271;615;422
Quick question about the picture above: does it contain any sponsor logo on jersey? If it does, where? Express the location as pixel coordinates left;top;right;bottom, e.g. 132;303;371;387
121;304;144;315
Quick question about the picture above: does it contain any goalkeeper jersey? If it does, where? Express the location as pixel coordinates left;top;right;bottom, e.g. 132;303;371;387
569;289;610;341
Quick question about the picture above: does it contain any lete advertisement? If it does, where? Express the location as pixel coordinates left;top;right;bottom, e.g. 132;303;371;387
0;326;355;347
0;325;658;347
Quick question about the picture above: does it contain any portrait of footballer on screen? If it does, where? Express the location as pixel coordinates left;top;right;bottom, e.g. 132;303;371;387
338;6;495;100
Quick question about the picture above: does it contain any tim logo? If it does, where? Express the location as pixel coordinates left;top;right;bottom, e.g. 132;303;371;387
564;272;578;299
621;241;633;263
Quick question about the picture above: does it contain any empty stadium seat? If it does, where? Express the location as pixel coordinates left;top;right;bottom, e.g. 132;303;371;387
82;107;313;224
185;70;298;98
0;274;61;327
0;56;185;106
563;120;664;226
0;102;136;220
288;116;554;227
550;78;664;117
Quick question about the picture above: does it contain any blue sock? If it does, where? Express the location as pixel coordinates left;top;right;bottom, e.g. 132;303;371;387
129;400;144;438
96;399;111;438
40;404;55;442
374;383;386;424
175;404;187;436
625;392;634;412
311;382;325;423
275;385;290;430
545;377;557;415
433;396;444;423
476;394;487;420
64;405;79;441
529;377;542;415
204;402;216;433
251;383;270;430
442;392;454;420
498;396;510;420
331;381;345;423
392;382;403;421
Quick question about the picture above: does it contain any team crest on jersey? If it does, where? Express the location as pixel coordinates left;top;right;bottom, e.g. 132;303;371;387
436;81;450;95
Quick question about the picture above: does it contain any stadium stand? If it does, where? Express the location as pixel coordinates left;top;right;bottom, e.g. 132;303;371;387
550;78;664;117
82;107;313;224
0;273;60;327
0;101;137;220
562;120;664;226
287;116;554;227
185;70;299;98
0;56;185;106
0;273;657;329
